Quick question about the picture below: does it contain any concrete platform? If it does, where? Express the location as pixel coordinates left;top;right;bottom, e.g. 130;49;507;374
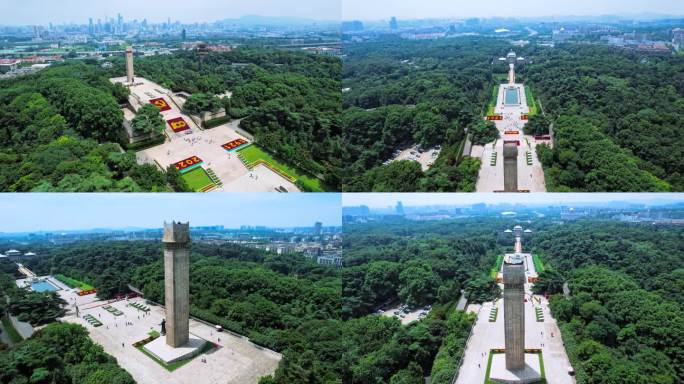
489;353;542;384
143;335;206;364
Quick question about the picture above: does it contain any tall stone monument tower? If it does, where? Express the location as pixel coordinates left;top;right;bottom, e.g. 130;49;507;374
125;46;134;83
163;221;190;348
502;253;525;371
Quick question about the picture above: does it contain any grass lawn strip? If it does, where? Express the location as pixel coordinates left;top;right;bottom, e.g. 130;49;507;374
181;167;215;192
55;274;95;290
525;86;538;116
532;254;545;273
1;314;23;343
237;144;323;192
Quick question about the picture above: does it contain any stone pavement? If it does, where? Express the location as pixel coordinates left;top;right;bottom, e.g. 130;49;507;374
57;291;280;384
455;248;574;384
475;83;546;192
112;76;299;193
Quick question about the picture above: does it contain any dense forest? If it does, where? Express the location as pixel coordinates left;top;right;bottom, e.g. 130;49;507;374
529;221;684;383
0;322;135;384
339;218;508;383
0;61;173;192
520;44;684;191
130;48;342;190
342;37;510;191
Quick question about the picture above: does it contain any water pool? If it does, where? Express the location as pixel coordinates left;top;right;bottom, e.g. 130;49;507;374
504;87;520;105
31;280;59;292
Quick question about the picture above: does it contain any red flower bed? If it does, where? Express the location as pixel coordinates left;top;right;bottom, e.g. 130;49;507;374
149;98;172;112
167;117;190;133
78;289;97;296
487;115;503;121
174;156;203;172
221;138;248;151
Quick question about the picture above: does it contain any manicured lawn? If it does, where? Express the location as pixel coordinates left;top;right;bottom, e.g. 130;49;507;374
532;254;545;273
2;314;23;343
490;254;503;279
525;86;538;116
484;350;495;383
181;167;215;192
486;84;500;116
55;274;94;291
237;144;323;192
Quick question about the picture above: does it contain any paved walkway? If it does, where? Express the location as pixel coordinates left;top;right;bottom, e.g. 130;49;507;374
475;83;546;192
56;288;280;384
113;76;299;193
455;239;573;383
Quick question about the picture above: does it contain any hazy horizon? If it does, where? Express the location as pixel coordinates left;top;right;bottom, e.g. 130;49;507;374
0;0;341;26
342;193;684;208
343;0;684;21
2;193;341;233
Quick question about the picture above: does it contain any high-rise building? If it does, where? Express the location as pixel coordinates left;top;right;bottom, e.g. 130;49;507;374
342;20;364;32
88;18;94;34
314;222;323;236
390;17;398;31
181;28;187;41
117;13;123;34
395;201;405;215
673;28;684;45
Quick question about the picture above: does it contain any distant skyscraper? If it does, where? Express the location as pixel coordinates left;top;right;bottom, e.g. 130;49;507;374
342;20;364;32
88;18;94;34
390;17;398;31
117;13;123;33
314;222;323;236
181;28;187;41
395;201;405;215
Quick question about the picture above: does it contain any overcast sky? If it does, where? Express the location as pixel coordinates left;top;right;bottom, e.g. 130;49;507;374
342;193;684;208
1;193;341;232
343;0;684;20
0;0;341;25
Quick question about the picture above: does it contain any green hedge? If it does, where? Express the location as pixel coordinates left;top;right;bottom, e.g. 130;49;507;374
124;135;165;151
203;115;232;129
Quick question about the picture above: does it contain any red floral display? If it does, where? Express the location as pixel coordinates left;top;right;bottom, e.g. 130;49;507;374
167;117;189;133
221;138;249;151
149;98;171;111
174;156;203;172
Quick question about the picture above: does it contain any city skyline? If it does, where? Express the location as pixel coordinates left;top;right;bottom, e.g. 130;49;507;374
1;193;341;233
342;0;684;20
342;193;684;208
0;0;341;26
